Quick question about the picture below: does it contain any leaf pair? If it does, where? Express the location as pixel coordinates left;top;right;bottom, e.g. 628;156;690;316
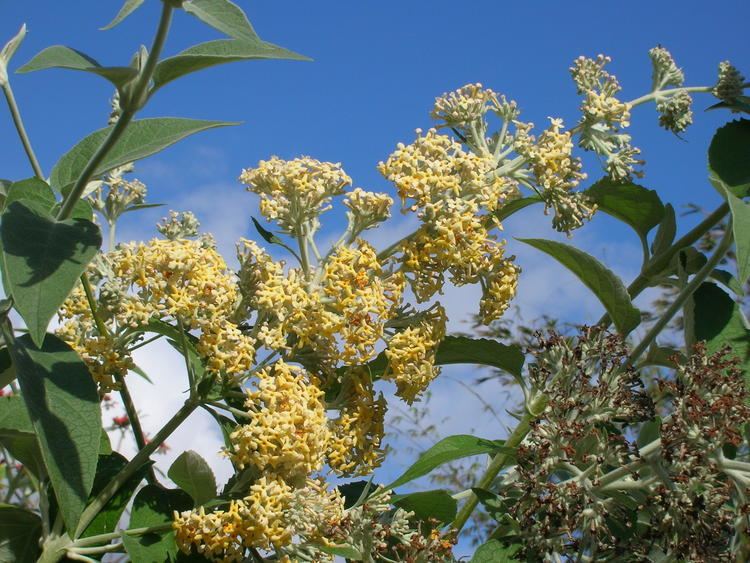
106;0;257;41
24;0;309;102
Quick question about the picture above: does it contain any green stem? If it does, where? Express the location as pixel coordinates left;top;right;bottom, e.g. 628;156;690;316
598;201;730;327
376;231;416;262
597;438;661;488
1;82;44;179
127;333;163;352
297;230;311;277
70;523;173;548
451;394;547;534
628;85;713;108
176;318;195;393
114;373;156;484
627;219;734;363
108;220;117;252
207;400;250;419
68;542;122;556
80;275;108;336
56;1;174;221
73;398;198;539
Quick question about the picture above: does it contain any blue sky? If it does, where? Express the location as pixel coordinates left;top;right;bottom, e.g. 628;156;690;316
1;0;748;546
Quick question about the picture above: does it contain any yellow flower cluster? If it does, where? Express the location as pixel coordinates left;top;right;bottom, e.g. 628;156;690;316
570;54;641;181
229;361;329;483
327;370;387;475
56;284;133;391
516;118;595;233
379;128;519;308
384;305;447;404
109;238;237;328
523;118;586;193
239;156;351;234
343;187;393;233
57;238;256;391
237;236;408;373
323;241;404;363
431;82;499;126
173;501;247;562
236;240;341;366
378;128;510;212
480;258;521;324
180;361;380;557
174;476;295;560
581;91;631;128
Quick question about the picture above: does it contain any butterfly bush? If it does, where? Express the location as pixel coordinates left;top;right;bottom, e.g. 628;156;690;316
36;37;747;562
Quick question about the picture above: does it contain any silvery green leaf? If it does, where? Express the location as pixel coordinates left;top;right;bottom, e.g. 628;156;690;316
1;24;26;64
101;0;146;31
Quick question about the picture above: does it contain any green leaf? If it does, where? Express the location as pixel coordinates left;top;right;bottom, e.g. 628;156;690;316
650;203;676;257
182;0;259;41
0;201;102;346
709;119;750;197
249;216;302;261
337;480;375;509
686;283;750;376
0;180;10;209
585;179;664;243
50;118;237;193
392;489;457;523
674;247;707;275
152;38;309;91
643;345;685;369
168;450;217;507
52;198;94;222
251;216;283;245
710;268;745;296
387;435;511;491
471;540;521;563
203;408;237;455
637;418;661;449
0;506;41;563
123;485;193;562
343;336;524;385
17;46;137;89
317;544;363;560
119;202;166;215
0;395;33;433
0;396;45;478
434;336;524;382
471;487;507;522
9;333;101;532
517;238;641;335
494;195;542;222
1;24;27;66
707;97;750;115
726;189;750;285
0;347;16;389
0;432;45;479
2;177;56;213
99;430;113;455
102;0;146;30
81;452;152;538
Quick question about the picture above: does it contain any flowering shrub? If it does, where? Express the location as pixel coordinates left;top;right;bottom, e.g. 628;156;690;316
0;2;748;562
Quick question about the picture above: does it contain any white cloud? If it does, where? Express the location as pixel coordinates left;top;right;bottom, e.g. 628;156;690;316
122;339;235;487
